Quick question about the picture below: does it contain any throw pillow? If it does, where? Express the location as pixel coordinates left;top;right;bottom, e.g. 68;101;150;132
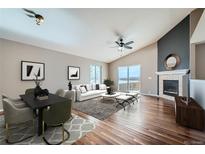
79;86;87;93
86;84;92;91
81;85;87;91
96;84;100;90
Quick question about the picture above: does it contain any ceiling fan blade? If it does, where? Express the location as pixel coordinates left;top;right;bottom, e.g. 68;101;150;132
124;45;133;49
23;8;36;15
25;14;35;18
115;41;120;46
125;41;134;45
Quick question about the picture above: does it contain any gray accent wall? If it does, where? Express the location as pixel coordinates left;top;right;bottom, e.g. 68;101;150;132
109;43;158;95
157;16;190;71
0;38;108;110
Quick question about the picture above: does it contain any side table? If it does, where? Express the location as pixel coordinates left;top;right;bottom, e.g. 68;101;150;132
175;96;205;131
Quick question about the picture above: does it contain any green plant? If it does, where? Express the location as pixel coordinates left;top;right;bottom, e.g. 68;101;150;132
103;79;114;87
33;74;42;87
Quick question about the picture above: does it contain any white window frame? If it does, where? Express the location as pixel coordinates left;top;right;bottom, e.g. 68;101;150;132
90;65;102;84
117;65;141;92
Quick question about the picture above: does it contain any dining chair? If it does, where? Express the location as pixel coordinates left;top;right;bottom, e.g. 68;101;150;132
55;89;65;97
2;98;35;143
25;88;35;95
2;95;27;108
42;99;72;145
64;91;73;119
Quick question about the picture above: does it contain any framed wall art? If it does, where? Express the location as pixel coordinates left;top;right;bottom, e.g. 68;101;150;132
68;66;80;80
21;61;45;81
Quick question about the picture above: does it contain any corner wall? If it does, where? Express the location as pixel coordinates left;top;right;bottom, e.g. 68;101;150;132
195;43;205;79
0;39;2;111
108;43;158;95
0;38;108;110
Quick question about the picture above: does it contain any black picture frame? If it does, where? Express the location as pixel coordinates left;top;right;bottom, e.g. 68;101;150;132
68;66;80;80
21;61;45;81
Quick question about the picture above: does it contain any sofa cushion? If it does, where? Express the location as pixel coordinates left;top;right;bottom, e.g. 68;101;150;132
99;84;106;90
86;84;92;91
81;90;106;97
91;84;96;90
74;85;81;91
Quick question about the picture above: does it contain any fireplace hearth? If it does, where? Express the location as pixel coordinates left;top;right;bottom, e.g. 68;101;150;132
163;80;179;97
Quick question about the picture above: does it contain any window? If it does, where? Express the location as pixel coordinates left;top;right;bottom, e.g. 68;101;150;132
90;65;102;84
118;65;140;92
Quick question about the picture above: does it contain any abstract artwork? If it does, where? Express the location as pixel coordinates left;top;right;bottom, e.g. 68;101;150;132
21;61;45;81
68;66;80;80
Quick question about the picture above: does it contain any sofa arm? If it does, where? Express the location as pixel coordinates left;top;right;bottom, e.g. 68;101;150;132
76;90;81;101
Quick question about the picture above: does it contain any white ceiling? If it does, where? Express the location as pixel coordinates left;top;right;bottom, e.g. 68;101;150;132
0;8;193;63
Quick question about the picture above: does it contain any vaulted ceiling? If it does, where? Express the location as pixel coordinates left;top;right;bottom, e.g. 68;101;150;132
0;8;193;63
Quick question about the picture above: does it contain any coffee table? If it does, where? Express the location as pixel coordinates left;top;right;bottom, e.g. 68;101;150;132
101;92;121;102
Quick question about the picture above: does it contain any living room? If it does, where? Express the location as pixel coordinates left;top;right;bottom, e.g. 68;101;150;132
1;1;205;151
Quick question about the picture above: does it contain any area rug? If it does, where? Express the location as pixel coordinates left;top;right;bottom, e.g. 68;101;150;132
0;114;95;145
72;97;128;120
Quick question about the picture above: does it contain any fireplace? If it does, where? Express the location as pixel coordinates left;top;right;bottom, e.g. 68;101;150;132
156;69;189;100
163;80;179;97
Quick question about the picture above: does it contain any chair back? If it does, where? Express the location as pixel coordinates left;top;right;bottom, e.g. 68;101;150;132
25;88;35;95
43;99;72;126
55;89;65;97
2;98;17;124
64;91;74;104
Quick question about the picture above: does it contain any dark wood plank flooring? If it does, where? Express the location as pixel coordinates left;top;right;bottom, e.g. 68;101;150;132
73;96;205;145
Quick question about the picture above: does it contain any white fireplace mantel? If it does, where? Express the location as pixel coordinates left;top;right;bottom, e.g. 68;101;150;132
155;69;189;75
156;69;189;100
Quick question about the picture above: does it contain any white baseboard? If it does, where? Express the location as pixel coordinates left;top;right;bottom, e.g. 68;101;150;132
0;109;3;113
140;93;159;98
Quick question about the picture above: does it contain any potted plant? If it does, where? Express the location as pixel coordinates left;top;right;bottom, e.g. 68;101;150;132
103;79;114;94
103;79;114;87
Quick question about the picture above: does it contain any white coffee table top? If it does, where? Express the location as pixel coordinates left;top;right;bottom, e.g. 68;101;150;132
101;92;121;98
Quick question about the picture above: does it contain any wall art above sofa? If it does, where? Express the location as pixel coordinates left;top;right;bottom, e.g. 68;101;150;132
68;66;80;80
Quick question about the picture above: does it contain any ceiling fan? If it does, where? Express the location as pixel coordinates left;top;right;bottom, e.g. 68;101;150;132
23;8;44;25
115;38;134;51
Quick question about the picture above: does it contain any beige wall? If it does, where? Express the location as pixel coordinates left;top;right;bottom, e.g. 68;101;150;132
108;43;158;95
0;38;108;109
189;9;204;79
196;43;205;79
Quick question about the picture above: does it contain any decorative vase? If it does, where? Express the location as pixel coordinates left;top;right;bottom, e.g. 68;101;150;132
34;85;42;98
107;87;112;95
68;81;72;90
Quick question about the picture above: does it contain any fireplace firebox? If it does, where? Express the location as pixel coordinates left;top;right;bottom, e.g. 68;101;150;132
163;80;179;97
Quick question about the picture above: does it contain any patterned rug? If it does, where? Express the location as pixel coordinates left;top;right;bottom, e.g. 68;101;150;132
73;97;130;120
0;114;95;145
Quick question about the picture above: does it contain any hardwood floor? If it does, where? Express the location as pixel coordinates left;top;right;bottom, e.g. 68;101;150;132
0;111;3;116
73;96;205;145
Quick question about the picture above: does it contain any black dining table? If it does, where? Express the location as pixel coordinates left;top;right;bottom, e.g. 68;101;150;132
20;93;68;136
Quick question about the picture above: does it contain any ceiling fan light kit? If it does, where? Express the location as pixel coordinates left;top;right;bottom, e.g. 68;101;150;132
115;38;134;52
35;15;44;25
23;8;44;25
